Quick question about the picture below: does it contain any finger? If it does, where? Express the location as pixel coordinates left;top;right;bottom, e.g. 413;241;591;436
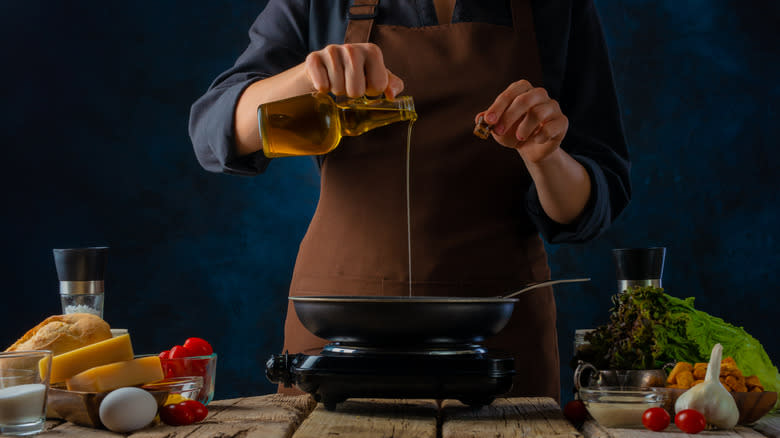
305;52;330;92
322;45;346;95
385;70;404;99
483;80;533;125
363;44;390;96
514;100;558;141
342;44;366;97
493;87;549;137
530;115;568;144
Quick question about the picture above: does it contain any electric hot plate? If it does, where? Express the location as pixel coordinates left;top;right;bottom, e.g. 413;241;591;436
266;342;515;410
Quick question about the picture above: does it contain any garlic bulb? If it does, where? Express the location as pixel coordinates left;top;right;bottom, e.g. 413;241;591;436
674;343;739;429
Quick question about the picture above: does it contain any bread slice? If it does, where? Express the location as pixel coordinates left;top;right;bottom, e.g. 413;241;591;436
5;313;112;356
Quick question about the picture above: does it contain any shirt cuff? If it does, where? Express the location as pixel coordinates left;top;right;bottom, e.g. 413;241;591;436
525;154;611;244
208;80;272;176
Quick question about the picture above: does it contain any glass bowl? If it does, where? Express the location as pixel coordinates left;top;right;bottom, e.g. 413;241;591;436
158;354;217;405
579;386;667;428
141;376;203;404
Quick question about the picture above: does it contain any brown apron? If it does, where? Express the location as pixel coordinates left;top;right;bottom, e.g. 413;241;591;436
281;0;560;400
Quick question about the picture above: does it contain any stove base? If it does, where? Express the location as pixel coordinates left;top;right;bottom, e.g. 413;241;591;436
267;350;515;411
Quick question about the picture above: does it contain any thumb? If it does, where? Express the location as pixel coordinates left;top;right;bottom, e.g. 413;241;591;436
385;69;405;99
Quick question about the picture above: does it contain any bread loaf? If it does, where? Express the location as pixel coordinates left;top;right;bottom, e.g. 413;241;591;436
5;313;112;356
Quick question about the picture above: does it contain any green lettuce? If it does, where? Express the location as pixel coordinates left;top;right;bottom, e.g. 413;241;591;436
582;286;779;395
664;293;780;395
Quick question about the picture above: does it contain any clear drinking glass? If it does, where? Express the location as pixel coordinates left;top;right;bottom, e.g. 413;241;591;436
0;350;53;436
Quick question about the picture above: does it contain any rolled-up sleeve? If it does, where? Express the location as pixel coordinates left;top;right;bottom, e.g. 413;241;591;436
188;0;310;175
527;0;631;243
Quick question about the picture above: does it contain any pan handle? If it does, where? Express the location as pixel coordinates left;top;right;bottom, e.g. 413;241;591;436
501;278;590;298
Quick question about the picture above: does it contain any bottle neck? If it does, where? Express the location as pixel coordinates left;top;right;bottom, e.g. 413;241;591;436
335;95;415;113
336;95;417;137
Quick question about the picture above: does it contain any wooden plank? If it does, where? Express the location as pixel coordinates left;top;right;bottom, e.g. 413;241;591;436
130;394;317;438
581;420;767;438
130;422;296;438
38;394;316;438
44;419;66;432
208;394;316;424
581;419;614;438
37;421;122;437
292;398;438;438
441;397;581;438
735;426;776;438
754;414;780;438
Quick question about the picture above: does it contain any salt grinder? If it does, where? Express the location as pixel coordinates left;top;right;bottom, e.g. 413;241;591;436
53;247;108;318
612;247;666;294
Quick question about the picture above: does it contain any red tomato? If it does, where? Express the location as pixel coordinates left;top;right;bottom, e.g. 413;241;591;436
159;350;170;360
170;345;193;359
189;358;208;377
160;403;196;426
563;400;587;424
183;338;213;356
162;359;185;378
162;348;189;378
675;409;706;434
642;407;670;431
179;400;208;422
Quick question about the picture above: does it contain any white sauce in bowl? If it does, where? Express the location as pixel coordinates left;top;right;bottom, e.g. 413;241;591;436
585;400;662;428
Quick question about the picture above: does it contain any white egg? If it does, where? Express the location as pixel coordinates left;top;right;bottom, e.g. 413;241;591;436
99;387;158;433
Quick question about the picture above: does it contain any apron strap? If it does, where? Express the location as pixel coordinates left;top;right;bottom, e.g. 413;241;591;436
510;0;545;87
344;0;379;44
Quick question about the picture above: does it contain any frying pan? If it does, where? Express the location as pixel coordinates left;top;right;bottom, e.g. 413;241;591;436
291;278;589;346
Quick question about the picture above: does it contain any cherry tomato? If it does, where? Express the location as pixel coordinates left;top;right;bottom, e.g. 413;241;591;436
162;360;183;378
183;337;213;356
675;409;706;434
189;358;208;376
170;345;194;359
563;400;587;424
179;400;208;422
160;403;195;426
642;407;670;431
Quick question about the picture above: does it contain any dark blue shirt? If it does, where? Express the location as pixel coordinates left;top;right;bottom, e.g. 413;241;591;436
188;0;631;243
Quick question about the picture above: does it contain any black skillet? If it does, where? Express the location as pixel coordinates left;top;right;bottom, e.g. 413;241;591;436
290;278;589;346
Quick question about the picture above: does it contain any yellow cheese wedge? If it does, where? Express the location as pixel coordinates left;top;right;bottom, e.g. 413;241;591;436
41;334;134;383
66;356;164;392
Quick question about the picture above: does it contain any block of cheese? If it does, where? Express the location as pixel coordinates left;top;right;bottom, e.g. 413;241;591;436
42;334;133;383
66;356;164;392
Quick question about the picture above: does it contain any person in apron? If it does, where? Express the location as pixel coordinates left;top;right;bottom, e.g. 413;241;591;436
189;0;631;401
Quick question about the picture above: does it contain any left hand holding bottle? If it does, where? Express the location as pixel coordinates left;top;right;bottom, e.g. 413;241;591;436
476;80;569;164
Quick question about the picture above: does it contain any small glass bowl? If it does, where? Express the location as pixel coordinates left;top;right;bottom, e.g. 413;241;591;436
142;376;203;403
158;354;217;405
579;386;667;428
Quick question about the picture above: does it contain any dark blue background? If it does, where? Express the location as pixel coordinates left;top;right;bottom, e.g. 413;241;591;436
1;1;777;405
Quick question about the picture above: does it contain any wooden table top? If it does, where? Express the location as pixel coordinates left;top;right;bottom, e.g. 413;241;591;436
21;395;780;438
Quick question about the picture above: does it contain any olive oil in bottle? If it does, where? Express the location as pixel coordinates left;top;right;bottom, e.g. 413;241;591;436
258;92;417;158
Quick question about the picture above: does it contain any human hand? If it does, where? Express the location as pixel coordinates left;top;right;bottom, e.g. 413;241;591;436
304;43;405;99
476;80;569;163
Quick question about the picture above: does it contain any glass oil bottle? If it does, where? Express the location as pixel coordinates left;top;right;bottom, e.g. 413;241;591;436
258;92;417;158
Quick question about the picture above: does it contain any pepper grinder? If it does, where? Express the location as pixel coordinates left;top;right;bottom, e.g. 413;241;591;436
53;247;108;318
612;247;666;294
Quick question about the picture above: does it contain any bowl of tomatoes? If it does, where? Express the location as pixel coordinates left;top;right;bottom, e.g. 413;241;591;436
158;337;217;405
